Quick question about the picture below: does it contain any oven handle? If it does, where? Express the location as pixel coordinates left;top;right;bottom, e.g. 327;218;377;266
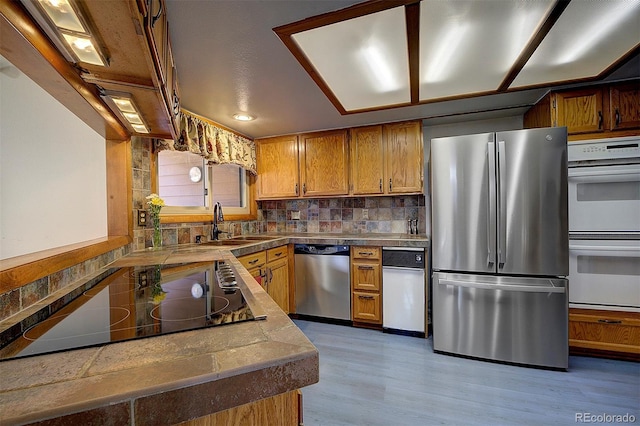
569;245;640;255
439;279;566;293
568;167;640;179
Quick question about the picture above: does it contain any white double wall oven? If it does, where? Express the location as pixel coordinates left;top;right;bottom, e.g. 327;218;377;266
568;137;640;312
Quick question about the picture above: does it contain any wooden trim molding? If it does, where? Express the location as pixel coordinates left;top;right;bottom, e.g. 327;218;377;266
0;236;130;294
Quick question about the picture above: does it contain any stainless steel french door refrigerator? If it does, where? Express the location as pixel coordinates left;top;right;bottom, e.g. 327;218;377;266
431;127;569;369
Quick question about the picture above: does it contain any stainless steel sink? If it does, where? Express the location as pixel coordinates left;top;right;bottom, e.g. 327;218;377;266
199;236;278;246
232;235;278;241
199;240;246;246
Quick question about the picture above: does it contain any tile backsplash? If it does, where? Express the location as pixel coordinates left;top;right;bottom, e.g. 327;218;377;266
259;196;426;234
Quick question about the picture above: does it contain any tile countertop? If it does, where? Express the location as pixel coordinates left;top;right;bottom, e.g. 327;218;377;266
0;233;428;425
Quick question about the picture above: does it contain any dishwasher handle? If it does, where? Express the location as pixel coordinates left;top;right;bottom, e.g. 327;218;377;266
294;244;350;255
438;279;566;293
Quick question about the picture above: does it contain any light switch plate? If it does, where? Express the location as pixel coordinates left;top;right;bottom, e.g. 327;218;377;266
291;210;301;220
362;209;369;220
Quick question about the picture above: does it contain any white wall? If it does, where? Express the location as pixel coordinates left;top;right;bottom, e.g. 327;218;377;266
0;55;107;260
422;115;524;236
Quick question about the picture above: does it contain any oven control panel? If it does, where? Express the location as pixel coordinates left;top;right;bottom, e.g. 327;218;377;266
568;136;640;162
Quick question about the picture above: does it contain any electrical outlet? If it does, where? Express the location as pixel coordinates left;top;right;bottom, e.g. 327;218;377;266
137;209;148;226
362;209;369;220
291;210;301;220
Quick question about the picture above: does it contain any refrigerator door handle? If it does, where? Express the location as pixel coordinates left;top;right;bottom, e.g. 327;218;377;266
497;140;507;269
487;142;497;267
439;279;566;293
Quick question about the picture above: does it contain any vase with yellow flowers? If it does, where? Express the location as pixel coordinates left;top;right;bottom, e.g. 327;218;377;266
146;193;165;248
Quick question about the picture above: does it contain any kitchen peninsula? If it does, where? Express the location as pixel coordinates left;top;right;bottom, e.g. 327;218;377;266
0;245;315;425
0;234;428;425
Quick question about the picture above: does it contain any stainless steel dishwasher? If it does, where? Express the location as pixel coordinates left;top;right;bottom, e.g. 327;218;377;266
294;244;351;321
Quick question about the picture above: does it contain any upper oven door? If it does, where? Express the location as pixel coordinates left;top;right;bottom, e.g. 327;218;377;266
568;163;640;235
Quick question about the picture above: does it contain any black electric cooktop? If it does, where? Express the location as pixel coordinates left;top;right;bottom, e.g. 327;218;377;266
0;261;266;361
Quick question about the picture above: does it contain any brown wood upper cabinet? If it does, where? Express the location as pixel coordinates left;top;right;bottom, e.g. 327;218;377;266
256;135;300;199
256;120;423;200
71;0;180;138
299;130;350;197
524;81;640;140
610;82;640;131
256;130;349;199
555;88;606;135
350;121;423;195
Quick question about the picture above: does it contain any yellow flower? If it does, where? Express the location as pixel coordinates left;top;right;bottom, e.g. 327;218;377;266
146;193;165;208
152;291;167;304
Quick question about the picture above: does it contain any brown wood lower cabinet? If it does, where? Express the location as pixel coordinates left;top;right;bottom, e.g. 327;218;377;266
178;390;301;426
351;246;382;326
238;246;290;313
569;308;640;361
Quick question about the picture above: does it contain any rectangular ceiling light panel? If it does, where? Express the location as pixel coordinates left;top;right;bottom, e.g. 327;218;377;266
419;0;554;101
292;6;410;112
512;0;640;88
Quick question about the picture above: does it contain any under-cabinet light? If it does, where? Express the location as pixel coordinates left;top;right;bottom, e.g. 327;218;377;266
33;0;107;67
104;93;150;134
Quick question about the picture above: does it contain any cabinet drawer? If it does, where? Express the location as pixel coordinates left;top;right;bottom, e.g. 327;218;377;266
238;251;267;270
352;291;381;323
569;309;640;358
267;245;288;263
352;246;380;260
352;261;381;292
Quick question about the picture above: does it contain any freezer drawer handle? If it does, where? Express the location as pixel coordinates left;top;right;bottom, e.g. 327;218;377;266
439;279;565;293
598;319;622;324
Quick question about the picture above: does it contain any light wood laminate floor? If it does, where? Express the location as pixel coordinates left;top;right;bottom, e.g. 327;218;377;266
295;320;640;426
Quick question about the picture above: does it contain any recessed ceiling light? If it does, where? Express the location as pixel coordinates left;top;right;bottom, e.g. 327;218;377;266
233;113;254;121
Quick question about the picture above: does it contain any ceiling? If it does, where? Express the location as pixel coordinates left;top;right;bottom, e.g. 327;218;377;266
165;0;640;140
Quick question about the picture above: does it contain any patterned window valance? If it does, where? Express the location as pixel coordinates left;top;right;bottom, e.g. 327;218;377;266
155;109;257;175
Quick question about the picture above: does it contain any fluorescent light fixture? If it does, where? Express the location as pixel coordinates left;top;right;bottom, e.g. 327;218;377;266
61;33;105;66
512;0;640;87
33;0;107;66
36;0;85;32
233;113;254;121
422;22;469;84
360;43;401;93
555;1;640;65
106;93;149;134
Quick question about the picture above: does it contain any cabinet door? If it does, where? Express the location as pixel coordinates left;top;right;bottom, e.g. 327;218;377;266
145;0;168;86
350;126;384;195
256;136;300;199
299;130;349;197
384;121;423;194
610;83;640;131
352;292;381;323
268;258;290;313
556;88;605;134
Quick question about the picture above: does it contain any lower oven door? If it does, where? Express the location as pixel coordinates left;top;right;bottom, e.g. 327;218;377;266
568;164;640;234
569;240;640;311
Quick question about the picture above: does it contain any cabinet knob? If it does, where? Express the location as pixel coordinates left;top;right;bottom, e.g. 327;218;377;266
614;108;621;128
389;178;392;192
